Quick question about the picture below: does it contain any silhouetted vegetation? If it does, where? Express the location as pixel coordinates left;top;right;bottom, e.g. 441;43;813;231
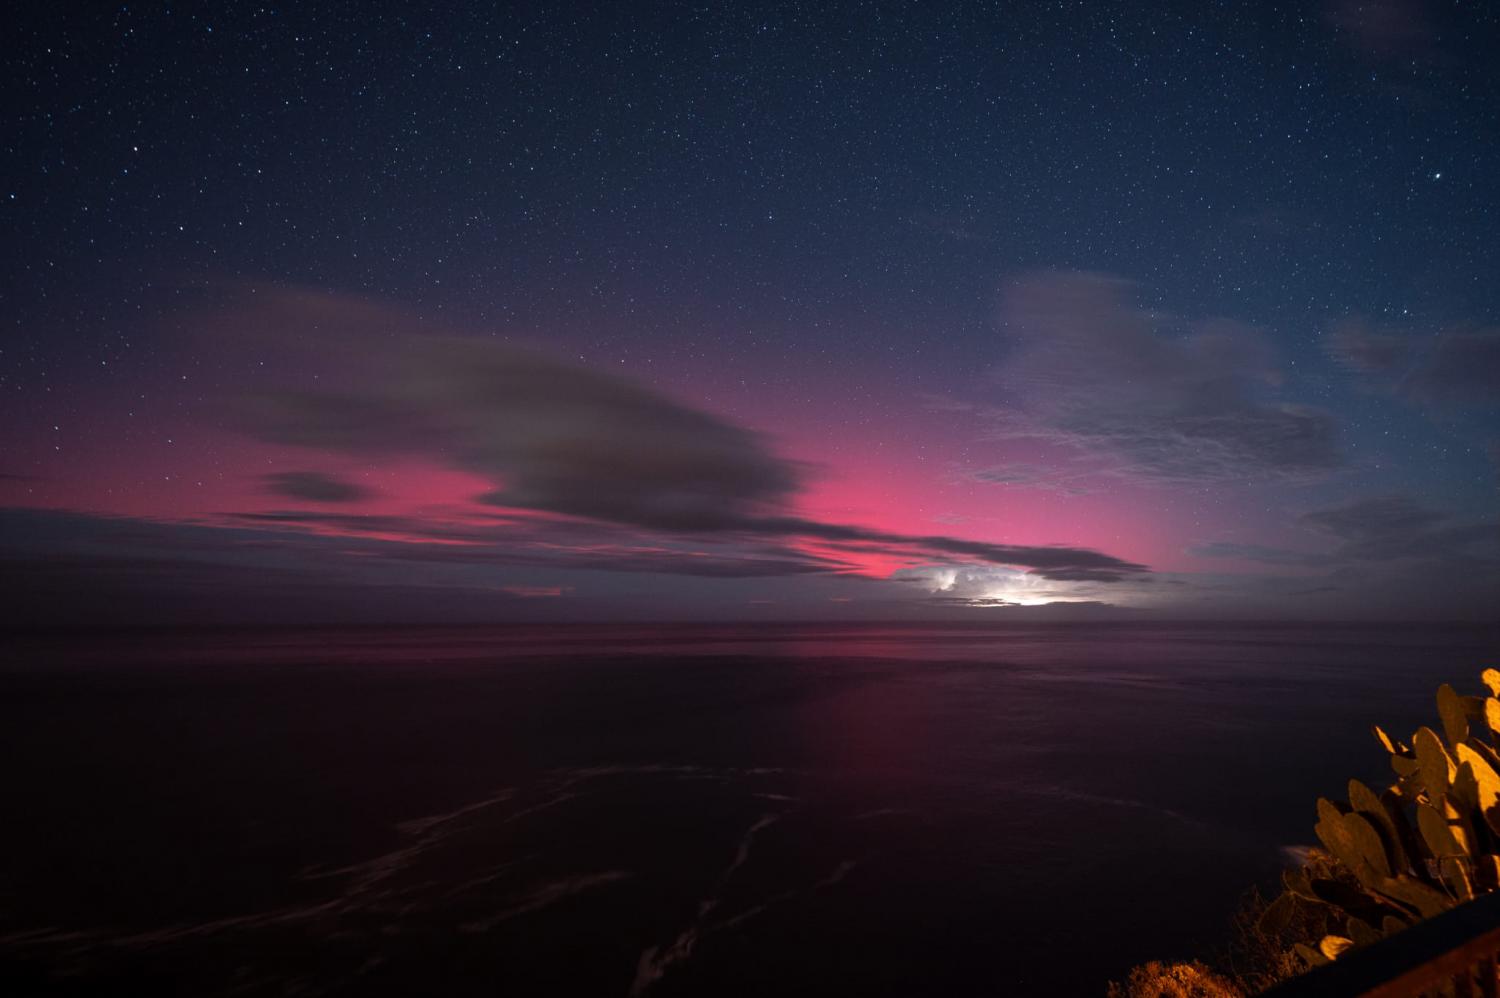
1113;670;1500;995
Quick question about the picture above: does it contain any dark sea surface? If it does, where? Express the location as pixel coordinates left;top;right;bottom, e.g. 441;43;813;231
3;621;1499;997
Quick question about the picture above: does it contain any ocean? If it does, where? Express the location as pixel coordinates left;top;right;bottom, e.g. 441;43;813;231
3;621;1498;996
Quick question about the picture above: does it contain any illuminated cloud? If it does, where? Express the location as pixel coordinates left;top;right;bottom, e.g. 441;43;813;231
889;564;1119;607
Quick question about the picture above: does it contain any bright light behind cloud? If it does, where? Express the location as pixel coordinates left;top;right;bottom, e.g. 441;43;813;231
893;565;1099;607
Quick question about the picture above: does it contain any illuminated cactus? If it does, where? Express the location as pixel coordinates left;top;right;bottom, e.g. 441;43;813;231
1259;671;1500;968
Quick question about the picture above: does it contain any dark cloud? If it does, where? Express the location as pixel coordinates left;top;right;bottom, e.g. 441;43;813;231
0;507;1145;626
0;552;589;629
1325;320;1500;410
743;515;1148;582
1189;541;1331;567
0;500;1145;612
236;312;799;532
263;471;375;503
0;510;541;628
222;510;846;578
1036;567;1139;583
225;507;1149;584
990;272;1342;485
1302;495;1446;543
970;466;1039;485
210;287;1150;584
1198;497;1497;568
1325;319;1413;374
1191;496;1499;617
1406;329;1500;407
1303;495;1497;563
0;507;849;627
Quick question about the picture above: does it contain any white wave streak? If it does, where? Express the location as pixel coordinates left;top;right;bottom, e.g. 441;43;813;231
459;872;633;933
1018;783;1204;827
628;813;778;996
716;860;858;932
628;815;857;997
0;782;601;956
307;787;519;900
394;789;519;837
1;764;801;970
553;764;788;786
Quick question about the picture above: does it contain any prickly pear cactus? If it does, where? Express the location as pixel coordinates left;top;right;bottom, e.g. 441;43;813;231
1259;670;1500;968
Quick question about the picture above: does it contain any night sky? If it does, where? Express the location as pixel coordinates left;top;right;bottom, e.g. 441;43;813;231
3;1;1498;624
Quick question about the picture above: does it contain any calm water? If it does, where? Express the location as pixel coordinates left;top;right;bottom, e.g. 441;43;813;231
2;621;1498;996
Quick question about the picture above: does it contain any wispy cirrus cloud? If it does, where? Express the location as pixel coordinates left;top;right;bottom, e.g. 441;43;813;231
889;564;1117;607
963;463;1093;496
